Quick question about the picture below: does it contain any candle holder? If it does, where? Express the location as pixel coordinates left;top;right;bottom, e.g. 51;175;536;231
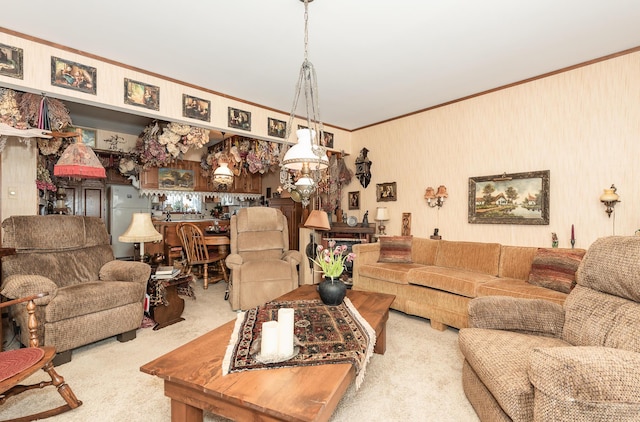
571;239;575;249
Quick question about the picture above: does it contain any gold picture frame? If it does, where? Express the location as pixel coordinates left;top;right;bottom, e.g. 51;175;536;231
124;78;159;110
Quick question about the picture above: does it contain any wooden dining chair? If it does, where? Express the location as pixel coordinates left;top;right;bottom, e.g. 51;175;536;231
176;223;228;290
0;293;82;421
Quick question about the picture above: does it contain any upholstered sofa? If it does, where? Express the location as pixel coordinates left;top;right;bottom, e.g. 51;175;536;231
458;236;640;421
1;215;151;364
225;207;302;310
352;237;585;330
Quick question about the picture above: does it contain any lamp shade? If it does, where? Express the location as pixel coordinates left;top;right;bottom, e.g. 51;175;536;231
304;210;331;231
375;207;390;221
282;129;329;171
436;185;448;198
119;213;163;243
424;187;436;199
600;188;619;203
54;141;106;179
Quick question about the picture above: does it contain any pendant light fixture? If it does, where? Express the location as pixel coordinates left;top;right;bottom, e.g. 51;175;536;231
53;135;106;179
280;0;329;207
212;132;234;191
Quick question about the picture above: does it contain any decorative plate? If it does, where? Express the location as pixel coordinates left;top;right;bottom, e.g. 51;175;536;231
347;216;358;227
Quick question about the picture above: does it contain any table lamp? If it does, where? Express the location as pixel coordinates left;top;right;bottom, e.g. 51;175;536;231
119;213;163;262
375;207;390;236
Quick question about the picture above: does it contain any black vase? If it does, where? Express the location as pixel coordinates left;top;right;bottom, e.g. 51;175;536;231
318;277;347;306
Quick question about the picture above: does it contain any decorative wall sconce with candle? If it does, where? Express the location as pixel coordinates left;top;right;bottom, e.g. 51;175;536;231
424;185;448;208
375;207;389;236
600;184;619;218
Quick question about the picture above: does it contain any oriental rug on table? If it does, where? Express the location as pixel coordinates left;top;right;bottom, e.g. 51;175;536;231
222;298;376;389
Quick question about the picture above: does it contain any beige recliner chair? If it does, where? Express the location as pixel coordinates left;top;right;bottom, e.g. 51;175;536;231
458;236;640;421
1;215;151;365
225;207;302;310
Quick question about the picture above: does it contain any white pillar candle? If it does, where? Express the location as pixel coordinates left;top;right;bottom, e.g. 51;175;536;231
277;308;295;357
261;321;279;358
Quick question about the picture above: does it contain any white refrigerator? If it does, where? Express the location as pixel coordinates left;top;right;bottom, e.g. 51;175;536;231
109;185;151;259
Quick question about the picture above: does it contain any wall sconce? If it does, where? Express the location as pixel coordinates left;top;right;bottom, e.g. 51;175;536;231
424;185;448;208
375;207;390;236
600;184;620;218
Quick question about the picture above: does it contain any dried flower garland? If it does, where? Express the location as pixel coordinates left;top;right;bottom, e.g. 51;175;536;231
0;88;27;129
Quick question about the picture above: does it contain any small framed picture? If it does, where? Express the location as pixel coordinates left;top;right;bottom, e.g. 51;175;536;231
124;78;159;110
322;131;334;149
377;182;397;202
71;126;96;148
51;56;96;95
228;107;251;131
182;94;210;122
0;43;24;79
401;212;412;236
348;191;360;210
268;118;286;138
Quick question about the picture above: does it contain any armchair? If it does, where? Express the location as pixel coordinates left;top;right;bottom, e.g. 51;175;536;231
225;207;302;310
458;236;640;421
1;215;151;365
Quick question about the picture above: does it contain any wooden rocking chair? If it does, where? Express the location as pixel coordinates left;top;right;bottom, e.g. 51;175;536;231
0;293;82;421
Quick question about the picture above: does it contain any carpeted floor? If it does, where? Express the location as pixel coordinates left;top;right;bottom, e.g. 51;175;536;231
1;280;479;421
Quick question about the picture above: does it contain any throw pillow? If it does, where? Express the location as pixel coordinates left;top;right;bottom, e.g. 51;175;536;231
527;248;586;293
378;236;413;263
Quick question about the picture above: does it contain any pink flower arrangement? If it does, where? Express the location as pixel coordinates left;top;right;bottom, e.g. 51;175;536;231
312;240;356;279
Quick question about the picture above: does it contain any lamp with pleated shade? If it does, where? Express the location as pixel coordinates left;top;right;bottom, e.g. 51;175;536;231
118;213;163;262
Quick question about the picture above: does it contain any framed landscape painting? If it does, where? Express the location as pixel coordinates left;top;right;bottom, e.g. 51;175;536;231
51;56;96;95
159;168;194;191
468;170;550;225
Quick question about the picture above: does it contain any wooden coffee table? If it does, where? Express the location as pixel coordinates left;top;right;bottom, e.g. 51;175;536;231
140;285;395;422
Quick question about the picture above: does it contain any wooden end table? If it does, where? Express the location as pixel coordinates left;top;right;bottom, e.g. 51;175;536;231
141;285;395;422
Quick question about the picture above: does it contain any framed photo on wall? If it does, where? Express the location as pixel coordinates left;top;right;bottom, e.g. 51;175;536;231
268;118;286;138
0;43;23;79
468;170;550;225
348;191;360;210
124;78;159;110
182;94;210;122
51;56;96;95
377;182;397;202
228;107;251;131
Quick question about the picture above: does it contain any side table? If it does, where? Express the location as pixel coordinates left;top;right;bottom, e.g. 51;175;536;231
148;273;193;331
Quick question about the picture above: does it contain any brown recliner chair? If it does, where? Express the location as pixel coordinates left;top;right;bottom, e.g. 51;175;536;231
1;215;151;365
225;207;302;310
458;236;640;421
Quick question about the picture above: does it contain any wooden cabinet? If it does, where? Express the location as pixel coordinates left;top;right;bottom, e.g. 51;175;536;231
268;198;303;251
194;165;210;192
140;166;159;189
232;172;261;194
59;179;106;221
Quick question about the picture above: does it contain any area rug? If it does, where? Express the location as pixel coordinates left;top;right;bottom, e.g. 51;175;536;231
223;298;376;389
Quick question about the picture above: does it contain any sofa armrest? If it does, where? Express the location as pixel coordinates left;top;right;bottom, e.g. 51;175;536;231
282;250;302;265
225;253;243;269
529;346;640;420
352;243;381;267
468;296;564;337
1;274;57;305
99;260;151;284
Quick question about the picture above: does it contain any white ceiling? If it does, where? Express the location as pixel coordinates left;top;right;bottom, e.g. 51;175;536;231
3;1;640;131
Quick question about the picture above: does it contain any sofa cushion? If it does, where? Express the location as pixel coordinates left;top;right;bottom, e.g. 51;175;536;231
434;240;501;275
477;278;568;305
458;328;570;421
528;248;585;293
378;236;413;263
358;262;425;285
44;281;145;322
498;245;538;280
409;266;498;298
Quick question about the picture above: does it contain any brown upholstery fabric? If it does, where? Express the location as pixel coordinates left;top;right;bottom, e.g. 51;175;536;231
1;215;150;354
226;207;301;310
458;328;569;421
377;236;413;263
434;240;501;275
498;245;538;280
357;262;423;285
476;278;567;305
460;236;640;421
409;266;497;298
528;248;585;293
